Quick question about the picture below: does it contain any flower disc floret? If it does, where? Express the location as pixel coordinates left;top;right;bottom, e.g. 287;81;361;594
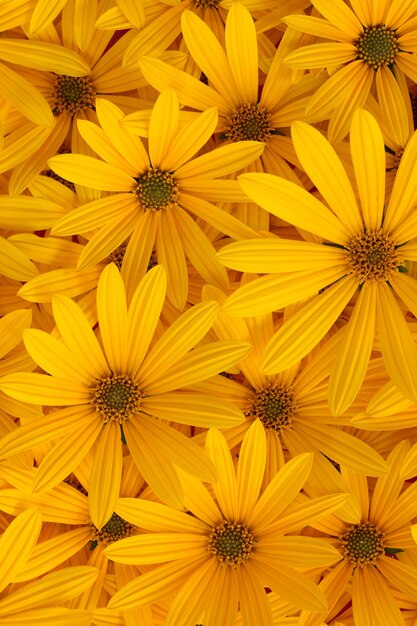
355;25;399;70
339;522;385;567
225;103;272;142
52;75;96;115
134;169;179;211
346;229;403;283
91;373;142;423
208;520;254;567
247;384;296;431
90;512;135;547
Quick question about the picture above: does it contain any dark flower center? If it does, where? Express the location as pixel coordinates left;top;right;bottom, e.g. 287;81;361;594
52;75;96;115
208;520;254;566
355;25;398;70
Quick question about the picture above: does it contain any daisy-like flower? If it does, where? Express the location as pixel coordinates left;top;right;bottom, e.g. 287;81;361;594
47;89;263;309
217;109;417;414
0;263;249;526
104;420;347;625
138;4;324;182
283;0;417;143
299;441;417;626
200;283;388;482
0;507;98;625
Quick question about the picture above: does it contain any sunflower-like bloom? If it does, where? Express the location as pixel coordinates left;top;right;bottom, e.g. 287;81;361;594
283;0;417;143
217;109;417;414
104;420;347;625
299;441;417;626
47;88;263;309
0;263;249;526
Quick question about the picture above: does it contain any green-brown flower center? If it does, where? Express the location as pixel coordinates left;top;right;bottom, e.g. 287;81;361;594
194;0;220;7
339;522;385;567
346;229;403;282
52;75;96;115
247;384;296;431
355;25;398;69
225;103;272;142
208;520;254;566
91;373;142;423
90;512;135;548
134;169;179;211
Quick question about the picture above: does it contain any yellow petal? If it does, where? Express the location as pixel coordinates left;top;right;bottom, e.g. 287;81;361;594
225;2;258;102
0;508;41;593
0;39;90;75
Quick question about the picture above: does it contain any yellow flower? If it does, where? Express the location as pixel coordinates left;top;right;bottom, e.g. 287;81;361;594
47;88;263;309
283;0;417;143
299;441;417;626
104;420;346;625
217;109;417;414
0;263;249;524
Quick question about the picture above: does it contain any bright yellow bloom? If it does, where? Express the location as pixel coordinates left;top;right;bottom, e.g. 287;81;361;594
283;0;417;143
299;441;417;626
0;263;249;524
104;420;346;625
47;89;263;309
217;109;417;414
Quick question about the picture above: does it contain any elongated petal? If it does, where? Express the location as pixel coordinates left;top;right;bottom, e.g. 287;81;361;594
141;392;244;428
204;564;239;626
238;172;350;245
51;194;136;236
297;421;388;476
148;89;179;167
88;422;123;530
137;301;218;384
156;208;188;310
225;3;258;102
377;282;417;402
176;141;264;179
0;372;90;405
103;533;207;565
31;413;102;493
0;607;93;625
385;127;417;232
30;0;67;33
248;453;313;533
261;276;357;373
0;39;90;75
0;62;52;127
115;498;209;534
138;56;228;114
309;0;362;37
48;154;132;191
273;493;350;534
124;418;184;510
22;329;93;386
0;567;99;616
256;536;340;568
236;566;273;626
143;340;250;394
292;121;362;234
12;527;92;583
236;419;266;520
206;428;238;520
352;566;403;626
350;108;385;229
136;414;216;483
96;263;128;372
181;10;239;107
249;556;327;612
328;282;377;415
106;557;205;610
284;42;355;68
126;264;166;377
163;108;218;171
0;508;41;593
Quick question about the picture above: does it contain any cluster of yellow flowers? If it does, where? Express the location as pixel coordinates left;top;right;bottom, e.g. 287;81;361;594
2;0;417;625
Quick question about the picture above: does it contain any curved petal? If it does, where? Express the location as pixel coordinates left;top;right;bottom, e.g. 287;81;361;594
96;263;128;373
225;2;258;103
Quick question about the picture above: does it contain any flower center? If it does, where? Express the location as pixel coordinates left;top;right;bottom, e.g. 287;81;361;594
355;25;398;70
108;240;129;270
339;522;385;567
134;169;179;211
247;384;296;431
52;75;96;115
91;373;142;423
90;512;135;549
208;520;254;567
194;0;220;7
225;103;272;142
346;229;404;282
